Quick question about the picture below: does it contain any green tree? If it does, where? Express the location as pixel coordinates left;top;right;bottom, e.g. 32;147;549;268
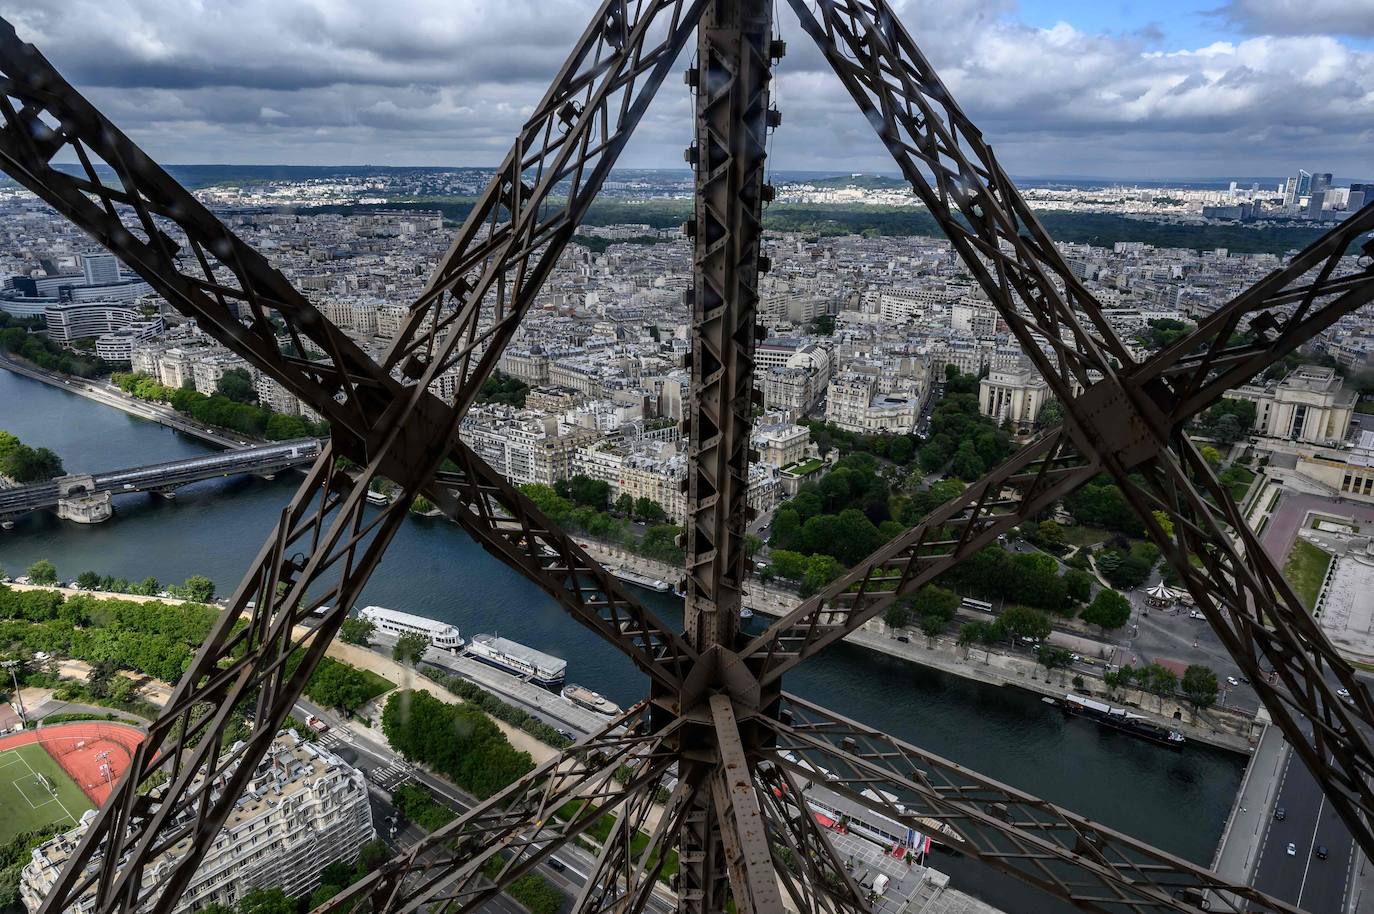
744;534;764;560
1141;663;1179;711
236;887;296;914
884;601;913;631
75;570;101;591
633;496;667;523
393;631;429;665
1152;510;1176;539
341;615;376;647
1181;664;1219;714
136;576;161;596
769;550;809;581
887;436;915;465
85;658;119;698
614;493;634;516
215;368;257;404
997;605;1052;642
382;689;534;798
800;554;844;597
1034;520;1066;549
1063;568;1094;604
557;475;610;509
918;611;948;645
951;441;985;481
957;621;984;658
1036;399;1065;428
181;575;216;603
1200;445;1222;467
1035;645;1074;682
1080;589;1131;633
26;559;57;585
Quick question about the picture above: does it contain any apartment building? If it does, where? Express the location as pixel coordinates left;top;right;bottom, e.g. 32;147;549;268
21;730;373;914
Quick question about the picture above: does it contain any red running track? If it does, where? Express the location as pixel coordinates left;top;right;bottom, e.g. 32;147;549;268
0;721;146;806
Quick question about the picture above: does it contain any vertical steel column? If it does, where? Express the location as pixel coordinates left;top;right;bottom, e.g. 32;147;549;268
680;2;773;912
683;0;774;652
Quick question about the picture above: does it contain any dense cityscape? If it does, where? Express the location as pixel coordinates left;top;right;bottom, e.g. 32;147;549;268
0;156;1369;914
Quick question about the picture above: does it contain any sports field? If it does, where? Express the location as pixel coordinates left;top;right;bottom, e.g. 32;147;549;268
0;741;92;844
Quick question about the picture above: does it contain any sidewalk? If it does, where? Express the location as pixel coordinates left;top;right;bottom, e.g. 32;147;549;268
1212;723;1288;889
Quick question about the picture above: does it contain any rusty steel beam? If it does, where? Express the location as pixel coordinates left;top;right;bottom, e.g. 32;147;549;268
787;0;1374;858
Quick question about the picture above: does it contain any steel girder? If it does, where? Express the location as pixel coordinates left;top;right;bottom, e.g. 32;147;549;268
0;1;1368;914
753;764;867;914
0;6;703;912
0;14;698;692
314;706;684;914
737;206;1374;682
678;3;778;911
785;0;1374;860
682;0;774;652
762;694;1303;914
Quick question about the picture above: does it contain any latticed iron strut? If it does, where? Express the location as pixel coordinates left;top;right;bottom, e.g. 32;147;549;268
0;1;1372;912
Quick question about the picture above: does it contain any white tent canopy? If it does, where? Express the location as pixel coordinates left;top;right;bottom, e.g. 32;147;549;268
1145;581;1178;603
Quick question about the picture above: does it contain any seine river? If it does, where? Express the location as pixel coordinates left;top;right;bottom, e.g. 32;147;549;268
0;367;1245;912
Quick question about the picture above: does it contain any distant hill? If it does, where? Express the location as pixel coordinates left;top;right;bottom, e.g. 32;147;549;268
792;174;910;191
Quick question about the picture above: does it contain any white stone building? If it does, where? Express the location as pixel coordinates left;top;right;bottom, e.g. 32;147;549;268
978;362;1050;432
1227;365;1355;446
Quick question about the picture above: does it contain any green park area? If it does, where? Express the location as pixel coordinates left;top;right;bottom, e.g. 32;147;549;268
1284;540;1333;611
0;741;91;844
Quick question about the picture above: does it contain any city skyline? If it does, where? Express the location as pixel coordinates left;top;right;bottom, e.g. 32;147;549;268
4;0;1373;179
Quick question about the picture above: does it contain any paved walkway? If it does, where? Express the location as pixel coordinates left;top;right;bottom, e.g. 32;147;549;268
1212;724;1289;891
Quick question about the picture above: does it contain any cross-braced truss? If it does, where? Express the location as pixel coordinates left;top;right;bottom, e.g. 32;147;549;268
1;1;1371;913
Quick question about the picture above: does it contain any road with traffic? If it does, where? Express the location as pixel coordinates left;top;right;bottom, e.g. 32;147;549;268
1248;748;1355;913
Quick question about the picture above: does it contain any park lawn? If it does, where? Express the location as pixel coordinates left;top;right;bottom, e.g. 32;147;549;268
1356;401;1374;416
353;666;396;702
0;742;93;844
1226;465;1256;503
1284;539;1333;611
1061;525;1112;548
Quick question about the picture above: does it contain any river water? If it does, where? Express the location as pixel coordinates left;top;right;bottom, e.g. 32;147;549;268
0;367;1244;912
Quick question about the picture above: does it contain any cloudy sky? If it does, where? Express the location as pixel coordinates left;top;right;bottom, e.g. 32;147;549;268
5;0;1373;180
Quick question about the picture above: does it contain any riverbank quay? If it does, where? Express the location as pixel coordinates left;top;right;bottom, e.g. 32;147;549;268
580;540;1259;754
2;582;555;763
0;356;248;450
1210;724;1288;903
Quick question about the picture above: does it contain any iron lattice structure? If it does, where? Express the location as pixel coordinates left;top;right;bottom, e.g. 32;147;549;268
2;1;1373;911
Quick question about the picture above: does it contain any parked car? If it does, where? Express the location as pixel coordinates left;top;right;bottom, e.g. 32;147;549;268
1315;845;1329;860
1227;676;1240;686
1274;807;1286;821
1189;610;1205;620
1286;843;1296;857
1337;688;1351;699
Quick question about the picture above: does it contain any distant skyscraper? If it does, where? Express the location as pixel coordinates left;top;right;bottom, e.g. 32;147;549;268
1311;172;1332;196
1228;180;1238;195
80;252;119;286
1306;190;1326;219
1350;184;1369;212
1297;169;1313;198
1283;176;1299;208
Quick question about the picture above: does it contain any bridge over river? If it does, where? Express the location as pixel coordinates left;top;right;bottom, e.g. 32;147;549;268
0;438;321;526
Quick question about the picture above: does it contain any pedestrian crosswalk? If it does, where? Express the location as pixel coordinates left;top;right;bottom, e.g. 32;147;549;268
316;731;344;749
369;759;411;790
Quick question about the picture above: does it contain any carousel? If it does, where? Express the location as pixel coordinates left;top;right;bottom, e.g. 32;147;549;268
1144;580;1179;608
